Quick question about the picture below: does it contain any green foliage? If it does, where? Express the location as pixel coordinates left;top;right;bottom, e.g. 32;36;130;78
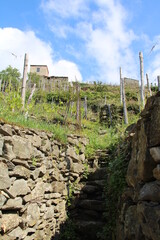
66;180;78;207
59;218;79;240
99;138;131;240
83;162;89;179
0;65;21;91
27;72;41;86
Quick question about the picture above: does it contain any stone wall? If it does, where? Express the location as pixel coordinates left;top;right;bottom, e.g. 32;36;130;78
117;92;160;240
0;121;89;240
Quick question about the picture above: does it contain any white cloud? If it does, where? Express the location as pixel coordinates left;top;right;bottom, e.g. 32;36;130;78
41;0;88;18
0;27;82;82
52;60;82;81
41;0;139;84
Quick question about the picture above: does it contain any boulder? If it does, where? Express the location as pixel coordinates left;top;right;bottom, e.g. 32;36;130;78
0;162;11;190
9;179;30;197
0;214;20;233
150;147;160;163
2;197;23;210
10;165;30;179
139;181;160;202
153;165;160;180
12;135;33;159
26;203;40;227
0;124;13;136
0;138;4;156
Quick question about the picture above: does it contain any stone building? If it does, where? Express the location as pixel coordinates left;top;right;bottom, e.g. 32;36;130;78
29;65;69;92
30;65;49;77
124;77;139;88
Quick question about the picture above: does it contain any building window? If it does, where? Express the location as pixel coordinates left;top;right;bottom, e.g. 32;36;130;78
37;67;40;73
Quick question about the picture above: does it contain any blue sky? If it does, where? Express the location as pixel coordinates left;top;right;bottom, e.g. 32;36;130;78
1;0;160;84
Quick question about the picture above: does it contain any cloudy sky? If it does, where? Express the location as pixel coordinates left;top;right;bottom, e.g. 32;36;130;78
1;0;160;84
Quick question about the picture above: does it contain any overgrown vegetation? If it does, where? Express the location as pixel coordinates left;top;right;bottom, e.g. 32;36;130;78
98;136;131;240
0;65;157;239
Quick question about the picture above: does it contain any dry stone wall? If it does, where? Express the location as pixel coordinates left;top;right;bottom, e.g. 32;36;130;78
0;121;89;240
117;92;160;240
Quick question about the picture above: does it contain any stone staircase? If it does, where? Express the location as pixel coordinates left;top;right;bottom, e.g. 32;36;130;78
69;151;108;240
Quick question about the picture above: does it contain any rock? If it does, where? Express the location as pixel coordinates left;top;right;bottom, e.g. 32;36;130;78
31;165;46;180
0;162;11;189
0;138;4;156
153;165;160;180
0;124;13;136
24;181;45;202
12;135;32;159
149;103;160;146
52;182;67;196
137;202;160;240
67;137;79;146
123;205;143;240
44;206;54;220
79;200;104;211
10;165;30;179
26;203;40;227
8;226;27;239
82;185;98;194
150;147;160;163
139;181;160;201
12;159;30;169
2;197;23;210
88;168;106;181
25;134;42;148
66;147;80;162
44;193;61;199
127;121;156;187
52;145;60;158
0;214;20;233
72;163;84;174
9;179;30;197
40;139;51;153
0;193;7;207
3;143;15;160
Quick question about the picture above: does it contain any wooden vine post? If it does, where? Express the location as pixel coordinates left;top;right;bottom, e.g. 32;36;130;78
122;78;128;124
84;96;87;119
27;84;36;105
157;76;160;91
76;81;81;129
139;52;145;108
146;73;152;96
21;53;28;109
120;67;122;104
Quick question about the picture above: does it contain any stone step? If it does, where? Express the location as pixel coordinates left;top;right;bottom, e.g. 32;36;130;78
88;168;107;181
78;199;105;212
75;220;104;240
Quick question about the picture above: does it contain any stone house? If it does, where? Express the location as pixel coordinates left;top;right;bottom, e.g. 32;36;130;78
29;65;69;91
30;65;49;77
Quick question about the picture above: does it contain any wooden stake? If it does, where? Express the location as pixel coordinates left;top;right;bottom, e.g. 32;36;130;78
104;95;107;105
146;73;152;96
21;53;28;109
107;104;112;126
139;52;145;108
27;84;36;105
84;96;87;119
120;67;122;104
157;76;160;91
76;81;81;129
122;78;128;124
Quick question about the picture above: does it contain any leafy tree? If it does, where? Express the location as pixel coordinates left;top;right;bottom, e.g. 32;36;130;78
0;65;21;91
27;72;41;86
